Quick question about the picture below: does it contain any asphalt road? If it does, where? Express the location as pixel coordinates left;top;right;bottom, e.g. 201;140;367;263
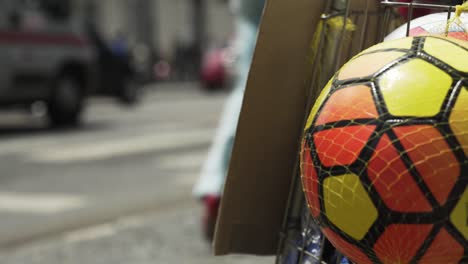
0;82;274;264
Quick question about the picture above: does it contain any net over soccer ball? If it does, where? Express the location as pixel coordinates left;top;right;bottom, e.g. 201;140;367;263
301;36;467;264
385;12;468;41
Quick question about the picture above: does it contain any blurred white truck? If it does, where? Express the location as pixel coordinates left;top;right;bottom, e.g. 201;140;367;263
0;0;139;126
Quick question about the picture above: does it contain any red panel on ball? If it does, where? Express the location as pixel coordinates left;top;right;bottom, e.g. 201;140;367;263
419;228;464;264
367;134;432;212
393;125;460;205
315;85;379;126
374;224;433;264
301;140;320;217
322;228;373;264
409;27;428;36
314;125;376;167
448;32;468;41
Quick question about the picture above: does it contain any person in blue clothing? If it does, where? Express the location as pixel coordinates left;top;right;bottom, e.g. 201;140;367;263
110;31;130;58
192;0;265;241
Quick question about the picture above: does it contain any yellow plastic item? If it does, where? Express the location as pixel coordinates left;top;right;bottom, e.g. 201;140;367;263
446;1;468;35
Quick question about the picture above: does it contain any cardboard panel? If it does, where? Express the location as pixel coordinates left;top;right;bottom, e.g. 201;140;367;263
213;0;324;255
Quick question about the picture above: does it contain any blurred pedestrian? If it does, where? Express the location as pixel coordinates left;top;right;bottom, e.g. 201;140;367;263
192;0;265;241
110;31;130;58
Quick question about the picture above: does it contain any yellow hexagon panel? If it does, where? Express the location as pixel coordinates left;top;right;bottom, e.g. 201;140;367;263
304;79;333;131
363;37;414;53
450;188;468;240
338;52;405;80
323;174;378;240
424;37;468;73
379;58;452;117
450;87;468;156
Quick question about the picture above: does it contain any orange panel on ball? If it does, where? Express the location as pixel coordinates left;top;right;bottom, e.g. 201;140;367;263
338;51;405;80
419;228;464;264
448;32;468;41
393;125;460;205
374;224;433;264
408;27;468;41
315;85;379;126
368;134;432;212
314;125;376;167
322;228;373;264
301;141;320;217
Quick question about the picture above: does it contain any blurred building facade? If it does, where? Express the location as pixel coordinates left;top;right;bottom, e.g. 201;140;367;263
74;0;232;60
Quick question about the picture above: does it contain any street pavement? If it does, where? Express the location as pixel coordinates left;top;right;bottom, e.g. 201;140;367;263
0;82;274;263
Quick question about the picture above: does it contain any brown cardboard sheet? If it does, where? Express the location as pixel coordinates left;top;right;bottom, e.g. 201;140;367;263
213;0;324;255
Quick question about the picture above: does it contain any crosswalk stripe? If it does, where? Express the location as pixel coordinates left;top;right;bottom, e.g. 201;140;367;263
26;128;215;163
0;192;86;214
63;223;117;243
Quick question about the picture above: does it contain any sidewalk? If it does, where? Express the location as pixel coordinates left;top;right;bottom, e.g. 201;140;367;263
0;200;274;264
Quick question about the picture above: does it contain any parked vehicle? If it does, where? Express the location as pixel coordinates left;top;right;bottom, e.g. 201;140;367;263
200;47;228;91
0;0;140;127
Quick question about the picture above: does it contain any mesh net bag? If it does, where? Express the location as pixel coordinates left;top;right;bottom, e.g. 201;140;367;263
301;35;468;264
277;1;468;264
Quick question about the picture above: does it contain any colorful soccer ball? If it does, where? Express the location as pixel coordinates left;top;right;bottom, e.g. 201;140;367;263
301;36;467;264
385;12;468;41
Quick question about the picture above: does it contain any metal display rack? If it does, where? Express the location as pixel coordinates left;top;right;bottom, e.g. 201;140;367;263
275;1;460;263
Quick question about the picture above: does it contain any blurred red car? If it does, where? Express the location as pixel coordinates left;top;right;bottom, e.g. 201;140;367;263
397;0;433;20
200;48;228;91
397;0;463;20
